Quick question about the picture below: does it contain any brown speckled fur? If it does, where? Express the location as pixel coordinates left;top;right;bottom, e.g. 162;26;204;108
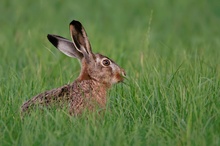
21;80;108;115
21;20;125;116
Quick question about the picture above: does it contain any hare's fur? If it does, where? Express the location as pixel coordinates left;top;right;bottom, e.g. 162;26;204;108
21;20;125;116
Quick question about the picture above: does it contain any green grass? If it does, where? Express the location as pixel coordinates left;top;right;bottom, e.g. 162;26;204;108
1;0;220;145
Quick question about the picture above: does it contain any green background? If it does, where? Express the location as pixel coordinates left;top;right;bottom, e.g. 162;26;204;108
1;0;220;145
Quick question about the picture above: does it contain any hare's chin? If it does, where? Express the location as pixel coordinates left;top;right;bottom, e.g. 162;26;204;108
111;76;124;84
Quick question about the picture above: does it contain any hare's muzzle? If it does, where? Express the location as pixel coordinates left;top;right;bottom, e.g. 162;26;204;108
121;69;126;77
118;69;126;83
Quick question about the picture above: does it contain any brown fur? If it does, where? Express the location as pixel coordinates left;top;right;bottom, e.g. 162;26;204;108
21;20;126;116
21;80;108;116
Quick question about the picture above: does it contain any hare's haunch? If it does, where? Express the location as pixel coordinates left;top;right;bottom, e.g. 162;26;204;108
21;20;126;116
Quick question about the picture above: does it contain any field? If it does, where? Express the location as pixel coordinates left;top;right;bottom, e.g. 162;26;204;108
1;0;220;145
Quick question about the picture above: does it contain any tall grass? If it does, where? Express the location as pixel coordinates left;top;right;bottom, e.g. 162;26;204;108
0;0;220;145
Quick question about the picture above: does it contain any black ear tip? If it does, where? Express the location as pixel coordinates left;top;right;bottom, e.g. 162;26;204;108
69;20;81;26
47;34;52;40
69;20;83;31
47;34;58;47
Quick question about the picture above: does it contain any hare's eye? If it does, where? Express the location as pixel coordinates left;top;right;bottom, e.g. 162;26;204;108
102;59;111;66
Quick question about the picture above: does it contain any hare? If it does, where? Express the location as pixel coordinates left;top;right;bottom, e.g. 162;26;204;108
21;20;126;116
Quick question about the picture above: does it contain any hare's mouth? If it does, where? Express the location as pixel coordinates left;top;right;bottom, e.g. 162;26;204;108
121;70;126;80
115;70;126;83
119;75;127;83
121;70;126;77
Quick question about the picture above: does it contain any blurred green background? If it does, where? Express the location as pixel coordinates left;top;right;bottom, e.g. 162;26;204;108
1;0;220;145
1;0;220;77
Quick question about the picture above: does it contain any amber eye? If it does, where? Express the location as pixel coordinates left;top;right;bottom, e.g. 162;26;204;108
102;59;111;66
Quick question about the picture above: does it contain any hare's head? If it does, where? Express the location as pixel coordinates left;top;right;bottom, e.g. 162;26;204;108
47;20;126;87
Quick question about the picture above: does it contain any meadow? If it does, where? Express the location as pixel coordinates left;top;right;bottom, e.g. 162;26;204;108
0;0;220;145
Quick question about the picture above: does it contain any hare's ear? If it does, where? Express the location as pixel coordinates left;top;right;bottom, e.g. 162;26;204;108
47;34;83;59
69;20;93;59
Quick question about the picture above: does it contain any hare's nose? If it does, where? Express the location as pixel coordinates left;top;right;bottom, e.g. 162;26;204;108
121;69;126;77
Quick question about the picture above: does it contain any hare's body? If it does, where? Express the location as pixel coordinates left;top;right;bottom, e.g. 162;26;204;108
21;20;125;116
21;79;108;115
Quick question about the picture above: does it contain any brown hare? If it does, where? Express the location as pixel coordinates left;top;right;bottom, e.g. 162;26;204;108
21;20;126;116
